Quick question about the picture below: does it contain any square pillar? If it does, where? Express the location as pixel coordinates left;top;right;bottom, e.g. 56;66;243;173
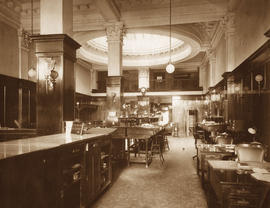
32;34;80;134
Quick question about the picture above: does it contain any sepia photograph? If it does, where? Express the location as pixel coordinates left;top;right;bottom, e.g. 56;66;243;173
0;0;270;207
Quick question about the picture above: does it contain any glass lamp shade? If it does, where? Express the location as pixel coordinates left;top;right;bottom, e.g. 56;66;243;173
166;63;175;73
28;67;36;78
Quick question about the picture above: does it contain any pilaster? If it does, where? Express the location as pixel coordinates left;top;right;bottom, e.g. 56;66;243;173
223;12;236;72
207;49;217;87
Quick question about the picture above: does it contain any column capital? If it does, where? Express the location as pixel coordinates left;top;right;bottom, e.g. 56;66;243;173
105;21;125;42
221;12;236;36
18;28;32;50
206;48;216;61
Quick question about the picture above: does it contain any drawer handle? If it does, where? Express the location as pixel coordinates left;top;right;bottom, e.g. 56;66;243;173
236;188;249;194
236;199;249;205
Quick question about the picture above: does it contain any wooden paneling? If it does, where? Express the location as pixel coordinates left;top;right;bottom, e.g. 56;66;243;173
150;69;200;91
0;74;36;128
32;34;80;134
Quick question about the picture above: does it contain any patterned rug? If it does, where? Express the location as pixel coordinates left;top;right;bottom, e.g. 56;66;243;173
92;136;207;208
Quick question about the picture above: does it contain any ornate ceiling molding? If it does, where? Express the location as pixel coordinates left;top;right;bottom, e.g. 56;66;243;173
75;26;202;67
0;0;21;29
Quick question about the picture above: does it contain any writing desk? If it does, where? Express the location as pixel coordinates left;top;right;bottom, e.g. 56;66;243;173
197;144;235;187
208;160;270;208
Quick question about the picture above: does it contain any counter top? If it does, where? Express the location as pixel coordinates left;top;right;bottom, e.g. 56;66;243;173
0;128;116;160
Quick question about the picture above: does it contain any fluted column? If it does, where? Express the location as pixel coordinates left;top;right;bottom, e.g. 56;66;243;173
105;22;124;124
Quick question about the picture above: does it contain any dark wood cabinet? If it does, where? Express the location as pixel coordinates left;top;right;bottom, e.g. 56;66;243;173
0;134;113;208
82;136;112;207
58;142;84;208
0;149;55;208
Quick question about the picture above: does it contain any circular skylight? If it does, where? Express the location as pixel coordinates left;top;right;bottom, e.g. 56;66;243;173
76;30;201;67
87;33;183;56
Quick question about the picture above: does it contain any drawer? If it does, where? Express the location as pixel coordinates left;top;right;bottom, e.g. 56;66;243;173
227;196;259;207
229;185;261;196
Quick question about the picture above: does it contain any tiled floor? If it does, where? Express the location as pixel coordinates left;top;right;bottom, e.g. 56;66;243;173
92;136;207;208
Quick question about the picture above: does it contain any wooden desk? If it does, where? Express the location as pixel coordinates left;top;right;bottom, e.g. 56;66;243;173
207;160;270;208
197;144;235;188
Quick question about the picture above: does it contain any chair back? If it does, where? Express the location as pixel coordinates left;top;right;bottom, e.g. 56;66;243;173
216;135;233;144
236;143;265;162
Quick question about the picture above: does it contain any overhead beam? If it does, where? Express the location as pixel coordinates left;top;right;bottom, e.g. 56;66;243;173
94;0;120;22
74;1;227;32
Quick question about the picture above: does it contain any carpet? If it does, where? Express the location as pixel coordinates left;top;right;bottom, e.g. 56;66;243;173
92;136;207;208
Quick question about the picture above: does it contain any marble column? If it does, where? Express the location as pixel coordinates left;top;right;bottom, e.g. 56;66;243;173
105;22;124;124
224;13;235;72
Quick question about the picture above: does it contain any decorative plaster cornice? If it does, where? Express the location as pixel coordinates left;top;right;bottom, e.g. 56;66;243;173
0;0;21;29
210;20;225;49
76;58;92;70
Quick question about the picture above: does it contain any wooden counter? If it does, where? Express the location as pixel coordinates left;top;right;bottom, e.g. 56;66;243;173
0;128;116;208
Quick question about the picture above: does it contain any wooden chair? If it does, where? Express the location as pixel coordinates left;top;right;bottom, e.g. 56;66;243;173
236;143;265;162
151;134;165;164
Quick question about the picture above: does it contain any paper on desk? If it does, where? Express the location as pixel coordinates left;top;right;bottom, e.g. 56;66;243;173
251;173;270;183
252;167;269;174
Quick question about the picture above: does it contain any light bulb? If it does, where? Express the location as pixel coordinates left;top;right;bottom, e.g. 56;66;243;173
166;63;175;73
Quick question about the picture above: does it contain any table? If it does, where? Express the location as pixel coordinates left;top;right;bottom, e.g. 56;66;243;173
127;126;163;168
197;144;235;187
208;160;270;208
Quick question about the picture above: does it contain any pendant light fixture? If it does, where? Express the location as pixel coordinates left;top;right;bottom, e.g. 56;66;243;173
28;0;36;78
166;0;175;73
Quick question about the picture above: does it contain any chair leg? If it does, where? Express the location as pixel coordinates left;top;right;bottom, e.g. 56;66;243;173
164;136;170;151
159;146;165;164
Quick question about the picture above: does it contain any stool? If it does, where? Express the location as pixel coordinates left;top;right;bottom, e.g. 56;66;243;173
151;135;165;164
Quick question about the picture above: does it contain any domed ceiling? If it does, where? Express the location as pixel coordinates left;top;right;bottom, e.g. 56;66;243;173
77;29;201;67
